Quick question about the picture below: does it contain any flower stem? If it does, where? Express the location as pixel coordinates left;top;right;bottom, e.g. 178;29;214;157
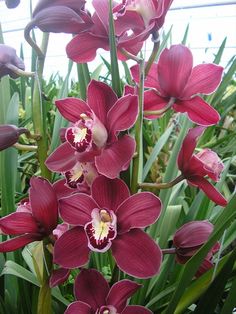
13;143;38;151
144;31;160;77
119;48;142;63
143;97;176;116
24;21;44;60
162;248;176;254
139;174;185;190
131;59;145;193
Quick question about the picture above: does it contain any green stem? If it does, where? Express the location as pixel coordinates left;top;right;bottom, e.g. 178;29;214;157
24;20;44;60
139;174;185;190
32;33;51;180
13;143;38;151
131;59;145;194
144;31;160;77
143;97;176;116
119;48;142;63
162;248;177;254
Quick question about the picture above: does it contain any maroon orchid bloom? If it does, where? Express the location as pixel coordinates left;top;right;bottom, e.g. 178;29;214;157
46;80;138;179
178;126;227;206
131;44;224;126
65;268;153;314
28;0;93;34
0;124;28;151
0;177;58;252
66;0;152;63
0;44;25;79
173;220;220;276
54;176;162;279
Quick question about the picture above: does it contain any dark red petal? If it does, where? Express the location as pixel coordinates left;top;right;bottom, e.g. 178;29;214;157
106;280;141;312
66;32;109;63
91;176;130;212
112;229;162;278
65;301;92;314
55;98;90;123
143;90;168;120
182;64;224;98
49;268;70;287
87;80;117;127
0;212;39;235
0;234;41;253
30;177;58;234
45;142;77;173
177;126;205;172
95;135;136;179
116;192;162;234
54;227;90;268
188;177;227;206
33;0;86;17
92;0;109;31
59;194;97;225
74;269;109;310
107;94;138;137
122;306;153;314
173;97;220;126
158;45;193;97
53;179;77;200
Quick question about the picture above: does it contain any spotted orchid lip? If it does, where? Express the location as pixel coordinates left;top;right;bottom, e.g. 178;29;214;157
65;120;92;153
84;208;117;253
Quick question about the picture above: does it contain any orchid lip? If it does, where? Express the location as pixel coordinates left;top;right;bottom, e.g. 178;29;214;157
64;163;84;188
84;208;117;253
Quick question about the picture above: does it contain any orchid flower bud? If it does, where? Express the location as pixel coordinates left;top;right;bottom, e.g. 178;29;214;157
0;124;28;151
5;0;20;9
0;44;25;79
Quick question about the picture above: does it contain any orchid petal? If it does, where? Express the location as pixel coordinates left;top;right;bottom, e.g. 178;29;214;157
131;63;161;90
173;97;220;126
122;305;153;314
87;80;117;126
95;135;136;179
182;64;224;98
91;176;130;213
59;194;97;225
49;268;70;287
55;97;90;123
92;0;109;32
54;227;90;268
53;179;77;200
0;212;39;235
106;280;141;312
65;301;92;314
33;0;86;17
116;192;162;234
112;229;162;278
74;269;109;311
158;45;193;97
0;234;41;253
30;177;58;234
45;142;76;173
188;176;227;206
143;90;168;119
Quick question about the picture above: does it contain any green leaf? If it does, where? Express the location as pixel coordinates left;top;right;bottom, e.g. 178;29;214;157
221;274;236;314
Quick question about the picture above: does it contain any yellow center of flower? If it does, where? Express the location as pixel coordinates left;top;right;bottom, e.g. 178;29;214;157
73;127;87;143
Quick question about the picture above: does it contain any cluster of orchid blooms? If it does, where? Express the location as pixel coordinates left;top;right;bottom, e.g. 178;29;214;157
0;0;228;313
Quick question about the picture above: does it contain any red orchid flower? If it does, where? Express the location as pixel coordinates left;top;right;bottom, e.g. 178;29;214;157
173;220;220;277
0;44;25;79
0;177;58;252
46;80;138;179
53;176;162;279
65;269;152;314
131;44;224;126
178;126;227;206
66;0;151;63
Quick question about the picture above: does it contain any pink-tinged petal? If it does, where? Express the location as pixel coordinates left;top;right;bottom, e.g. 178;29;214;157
87;80;117;126
182;64;224;98
158;45;193;97
74;268;109;310
95;135;136;179
91;176;130;212
66;32;109;63
54;227;90;268
65;301;92;314
143;90;168;120
123;85;136;96
106;280;141;312
53;179;77;200
107;94;138;137
112;229;162;278
59;194;97;225
33;0;86;17
188;176;227;206
131;63;161;90
0;212;39;235
196;259;214;278
46;142;77;173
116;192;162;234
49;268;70;287
0;234;42;253
173;220;213;249
173;97;220;126
114;10;145;36
92;0;109;32
177;126;205;172
30;177;58;234
122;305;153;314
55;98;90;123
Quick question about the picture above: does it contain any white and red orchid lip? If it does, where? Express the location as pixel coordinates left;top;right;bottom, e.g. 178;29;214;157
64;163;85;188
65;121;92;153
84;208;117;253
